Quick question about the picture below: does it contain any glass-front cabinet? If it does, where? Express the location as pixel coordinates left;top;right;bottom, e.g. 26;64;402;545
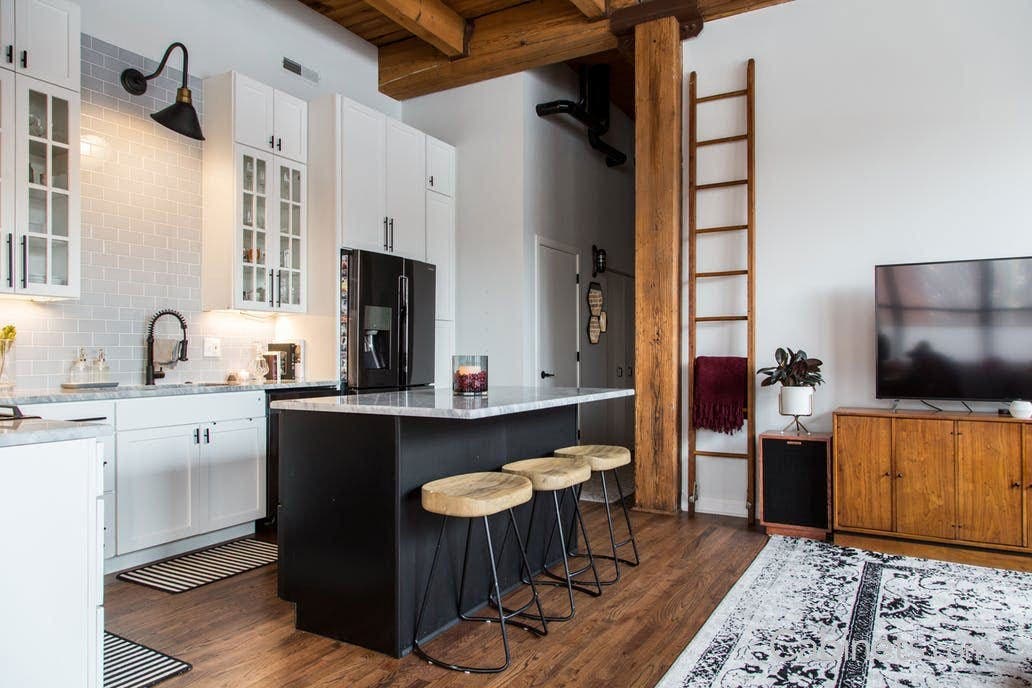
0;74;78;298
233;144;305;312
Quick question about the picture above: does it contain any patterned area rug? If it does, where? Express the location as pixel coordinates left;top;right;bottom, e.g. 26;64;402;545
117;539;277;593
656;536;1032;687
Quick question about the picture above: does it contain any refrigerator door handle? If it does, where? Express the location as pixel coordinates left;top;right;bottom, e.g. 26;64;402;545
398;274;409;378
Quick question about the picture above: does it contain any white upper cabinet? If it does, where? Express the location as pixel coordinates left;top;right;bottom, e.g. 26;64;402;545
2;0;79;91
232;72;274;153
426;191;454;321
386;119;426;261
340;97;386;253
231;72;307;164
273;90;307;164
204;72;308;313
15;74;79;298
426;136;455;197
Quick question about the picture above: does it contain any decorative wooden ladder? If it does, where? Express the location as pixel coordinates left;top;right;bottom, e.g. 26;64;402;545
686;59;757;523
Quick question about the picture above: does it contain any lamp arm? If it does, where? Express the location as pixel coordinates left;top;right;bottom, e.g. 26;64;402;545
141;42;190;89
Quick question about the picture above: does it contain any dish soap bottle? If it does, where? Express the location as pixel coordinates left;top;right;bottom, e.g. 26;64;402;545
92;349;110;384
70;347;89;385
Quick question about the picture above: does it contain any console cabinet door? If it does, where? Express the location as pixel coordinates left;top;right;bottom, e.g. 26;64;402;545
893;418;955;540
834;415;892;532
1025;426;1032;548
956;421;1023;546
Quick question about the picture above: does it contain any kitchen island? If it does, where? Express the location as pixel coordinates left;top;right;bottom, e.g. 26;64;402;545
272;386;634;657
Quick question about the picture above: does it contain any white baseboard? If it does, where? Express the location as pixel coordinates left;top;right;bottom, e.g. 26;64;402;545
105;523;255;575
689;496;748;518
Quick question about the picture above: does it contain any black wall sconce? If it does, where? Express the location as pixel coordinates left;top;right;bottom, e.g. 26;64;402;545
120;42;204;141
592;244;607;277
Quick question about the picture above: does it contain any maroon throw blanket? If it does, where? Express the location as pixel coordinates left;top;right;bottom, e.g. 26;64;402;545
693;356;747;434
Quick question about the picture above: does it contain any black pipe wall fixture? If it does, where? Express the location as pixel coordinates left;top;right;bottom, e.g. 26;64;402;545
535;65;627;167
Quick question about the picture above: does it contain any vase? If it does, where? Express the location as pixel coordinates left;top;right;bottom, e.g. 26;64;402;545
1009;399;1032;420
0;338;14;390
779;385;814;417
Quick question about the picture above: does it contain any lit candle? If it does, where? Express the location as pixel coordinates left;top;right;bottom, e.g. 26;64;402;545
456;365;482;376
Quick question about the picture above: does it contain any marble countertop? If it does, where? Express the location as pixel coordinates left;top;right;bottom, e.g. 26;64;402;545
0;418;112;448
0;379;339;406
271;386;634;420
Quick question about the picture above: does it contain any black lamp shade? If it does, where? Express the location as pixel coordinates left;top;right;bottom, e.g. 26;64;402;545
151;99;204;141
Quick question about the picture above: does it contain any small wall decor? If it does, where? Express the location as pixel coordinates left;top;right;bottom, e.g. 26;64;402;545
586;281;604;345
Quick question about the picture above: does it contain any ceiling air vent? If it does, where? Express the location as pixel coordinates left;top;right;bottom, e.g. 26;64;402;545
283;57;319;85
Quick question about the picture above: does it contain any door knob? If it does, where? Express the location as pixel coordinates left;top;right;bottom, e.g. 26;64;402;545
540;371;555;379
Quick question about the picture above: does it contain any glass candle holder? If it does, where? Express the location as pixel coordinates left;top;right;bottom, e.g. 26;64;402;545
0;338;14;390
452;355;488;396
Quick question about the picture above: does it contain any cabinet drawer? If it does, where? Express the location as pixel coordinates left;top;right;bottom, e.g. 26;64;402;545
116;391;265;430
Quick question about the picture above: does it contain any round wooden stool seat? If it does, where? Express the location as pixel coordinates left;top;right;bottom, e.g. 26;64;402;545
501;457;591;492
421;472;533;518
554;444;631;471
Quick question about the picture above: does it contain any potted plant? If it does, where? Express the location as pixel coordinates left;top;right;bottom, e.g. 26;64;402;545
0;324;15;390
757;347;825;417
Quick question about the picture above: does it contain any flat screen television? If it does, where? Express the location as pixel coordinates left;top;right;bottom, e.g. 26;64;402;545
875;256;1032;402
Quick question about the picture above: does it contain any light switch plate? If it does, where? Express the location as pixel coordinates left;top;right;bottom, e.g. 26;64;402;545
203;337;222;358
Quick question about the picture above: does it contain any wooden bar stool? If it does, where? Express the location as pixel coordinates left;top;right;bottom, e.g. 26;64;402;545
413;472;547;674
500;457;602;622
554;445;640;585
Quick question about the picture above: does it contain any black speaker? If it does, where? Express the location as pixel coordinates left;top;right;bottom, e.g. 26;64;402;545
759;434;831;535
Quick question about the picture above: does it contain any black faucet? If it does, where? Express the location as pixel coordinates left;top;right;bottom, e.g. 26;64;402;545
146;309;189;385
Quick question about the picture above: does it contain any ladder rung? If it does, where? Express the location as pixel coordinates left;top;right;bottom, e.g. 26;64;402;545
696;315;749;322
696;224;748;235
696;89;748;103
697;269;748;278
697;134;748;147
694;450;749;460
696;179;748;191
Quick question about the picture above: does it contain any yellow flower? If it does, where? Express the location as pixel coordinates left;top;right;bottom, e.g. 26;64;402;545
0;324;14;341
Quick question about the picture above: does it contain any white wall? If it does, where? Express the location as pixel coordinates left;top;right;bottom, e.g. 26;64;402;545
403;66;636;400
682;0;1032;514
77;0;400;117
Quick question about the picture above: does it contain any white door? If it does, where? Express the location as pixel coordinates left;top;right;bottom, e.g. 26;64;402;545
273;89;307;163
426;135;455;197
340;98;386;252
0;0;13;73
385;118;426;260
425;190;454;320
16;74;78;298
116;425;200;554
237;144;275;311
15;0;78;90
273;157;306;312
536;241;579;388
202;417;266;531
0;68;15;293
233;72;274;153
434;319;455;389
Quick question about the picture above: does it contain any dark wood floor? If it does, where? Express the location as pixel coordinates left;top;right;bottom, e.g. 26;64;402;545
105;507;768;688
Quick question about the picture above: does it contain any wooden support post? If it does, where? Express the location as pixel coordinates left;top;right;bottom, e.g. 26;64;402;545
633;16;683;514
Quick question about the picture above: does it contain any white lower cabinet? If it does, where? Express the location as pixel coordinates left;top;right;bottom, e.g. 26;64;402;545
203;417;266;531
116;418;266;556
116;424;200;554
0;436;103;688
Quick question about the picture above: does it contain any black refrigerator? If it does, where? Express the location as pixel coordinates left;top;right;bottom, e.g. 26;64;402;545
340;248;436;392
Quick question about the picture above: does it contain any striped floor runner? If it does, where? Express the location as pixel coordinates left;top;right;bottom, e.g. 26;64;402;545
104;632;191;688
116;538;278;593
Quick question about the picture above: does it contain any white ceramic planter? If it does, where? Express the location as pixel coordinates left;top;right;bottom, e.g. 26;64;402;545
1009;399;1032;419
779;385;814;417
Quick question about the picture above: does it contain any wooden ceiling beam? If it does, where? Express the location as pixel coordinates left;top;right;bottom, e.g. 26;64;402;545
380;0;619;99
610;0;702;38
567;0;606;20
362;0;470;56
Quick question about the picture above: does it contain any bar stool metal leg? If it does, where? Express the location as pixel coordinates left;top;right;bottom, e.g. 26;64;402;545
413;513;545;674
563;470;641;585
